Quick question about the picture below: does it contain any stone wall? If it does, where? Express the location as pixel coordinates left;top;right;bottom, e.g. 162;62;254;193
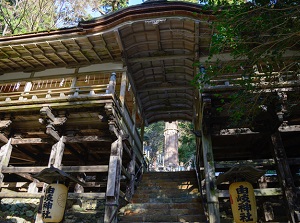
0;198;105;223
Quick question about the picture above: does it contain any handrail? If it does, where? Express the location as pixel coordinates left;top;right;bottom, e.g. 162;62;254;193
193;155;209;223
0;85;108;102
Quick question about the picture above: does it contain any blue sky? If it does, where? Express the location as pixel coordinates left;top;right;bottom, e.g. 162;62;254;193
129;0;144;6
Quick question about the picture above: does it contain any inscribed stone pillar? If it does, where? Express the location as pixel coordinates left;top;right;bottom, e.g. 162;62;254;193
164;121;179;169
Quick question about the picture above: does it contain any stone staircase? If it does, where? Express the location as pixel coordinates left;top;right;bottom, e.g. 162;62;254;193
118;171;207;223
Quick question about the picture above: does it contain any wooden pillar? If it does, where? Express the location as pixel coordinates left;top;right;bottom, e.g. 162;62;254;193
48;136;65;169
201;97;220;223
271;130;298;222
126;152;136;200
119;71;127;108
0;139;12;189
104;135;123;223
35;136;65;223
202;133;220;223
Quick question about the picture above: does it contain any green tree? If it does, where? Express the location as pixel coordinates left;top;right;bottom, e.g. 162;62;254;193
143;121;165;164
196;0;300;128
178;121;196;164
0;0;129;35
91;0;128;15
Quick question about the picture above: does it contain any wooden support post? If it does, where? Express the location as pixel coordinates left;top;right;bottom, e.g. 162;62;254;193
119;71;127;108
271;131;298;222
35;136;65;223
104;135;123;223
131;99;137;146
0;139;12;190
201;97;220;223
126;152;136;200
202;133;220;223
71;77;77;88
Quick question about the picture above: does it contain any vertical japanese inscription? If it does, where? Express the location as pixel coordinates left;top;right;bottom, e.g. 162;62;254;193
229;182;257;223
42;186;55;219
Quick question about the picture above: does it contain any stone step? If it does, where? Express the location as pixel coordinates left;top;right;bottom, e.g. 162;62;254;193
120;203;204;213
118;214;206;222
138;181;198;189
132;196;201;204
121;207;202;216
118;171;206;223
142;171;196;178
134;187;199;194
132;192;199;200
119;221;204;223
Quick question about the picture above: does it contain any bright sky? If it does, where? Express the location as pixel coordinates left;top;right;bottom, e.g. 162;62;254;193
129;0;144;6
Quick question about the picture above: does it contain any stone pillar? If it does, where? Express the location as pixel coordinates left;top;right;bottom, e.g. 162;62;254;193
164;121;179;170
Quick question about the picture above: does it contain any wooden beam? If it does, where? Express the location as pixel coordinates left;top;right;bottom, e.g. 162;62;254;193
64;135;112;143
1;181;108;188
128;53;194;63
215;158;300;169
138;85;193;92
2;165;109;173
0;192;106;199
215;125;300;136
218;188;283;198
0;133;8;144
11;138;50;145
15;173;35;181
215;159;275;169
199;50;300;63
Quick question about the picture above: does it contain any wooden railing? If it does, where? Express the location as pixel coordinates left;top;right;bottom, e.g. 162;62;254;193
0;84;108;103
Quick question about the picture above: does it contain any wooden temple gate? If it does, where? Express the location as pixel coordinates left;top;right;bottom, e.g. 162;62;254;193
0;1;299;222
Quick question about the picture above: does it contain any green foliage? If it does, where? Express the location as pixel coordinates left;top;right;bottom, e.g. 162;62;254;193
143;121;196;165
194;0;300;127
178;122;196;163
0;0;129;35
92;0;128;15
143;121;165;163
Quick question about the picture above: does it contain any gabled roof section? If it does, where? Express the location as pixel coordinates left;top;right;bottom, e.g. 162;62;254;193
0;1;214;125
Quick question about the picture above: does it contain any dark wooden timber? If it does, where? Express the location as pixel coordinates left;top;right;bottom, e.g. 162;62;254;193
271;131;299;223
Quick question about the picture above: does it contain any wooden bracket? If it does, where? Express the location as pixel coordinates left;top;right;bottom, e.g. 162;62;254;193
0;120;12;130
40;106;67;126
46;125;60;141
0;120;12;144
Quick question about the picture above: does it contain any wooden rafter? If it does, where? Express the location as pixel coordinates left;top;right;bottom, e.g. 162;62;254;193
21;44;46;68
100;34;114;60
73;39;91;63
35;44;57;66
60;41;79;63
87;36;103;62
